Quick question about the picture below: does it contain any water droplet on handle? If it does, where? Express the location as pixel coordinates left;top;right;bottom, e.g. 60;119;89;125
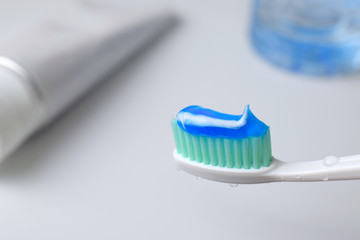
322;175;329;181
323;156;339;166
229;184;239;188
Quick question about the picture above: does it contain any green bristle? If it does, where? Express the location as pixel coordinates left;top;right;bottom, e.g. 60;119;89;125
242;138;251;169
199;137;210;165
233;140;243;169
207;137;217;166
171;119;272;169
192;135;202;163
262;131;272;167
184;132;195;160
216;138;226;167
251;137;262;169
171;119;182;154
223;139;234;168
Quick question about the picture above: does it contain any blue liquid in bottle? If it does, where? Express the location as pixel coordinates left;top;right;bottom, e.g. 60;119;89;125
250;0;360;76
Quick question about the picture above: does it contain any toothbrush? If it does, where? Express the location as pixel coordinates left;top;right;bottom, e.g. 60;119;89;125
0;5;175;161
171;105;360;184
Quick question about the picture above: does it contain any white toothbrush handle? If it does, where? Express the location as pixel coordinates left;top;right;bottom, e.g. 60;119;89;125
174;150;360;184
273;155;360;182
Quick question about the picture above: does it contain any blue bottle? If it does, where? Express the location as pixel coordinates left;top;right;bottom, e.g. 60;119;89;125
250;0;360;76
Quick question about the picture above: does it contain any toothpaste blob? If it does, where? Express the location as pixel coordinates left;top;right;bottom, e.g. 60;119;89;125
176;105;269;139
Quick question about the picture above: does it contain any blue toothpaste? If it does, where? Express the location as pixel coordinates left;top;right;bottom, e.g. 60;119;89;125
176;105;269;139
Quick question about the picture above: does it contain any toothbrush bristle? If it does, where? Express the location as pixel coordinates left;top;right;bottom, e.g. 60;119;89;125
171;119;272;169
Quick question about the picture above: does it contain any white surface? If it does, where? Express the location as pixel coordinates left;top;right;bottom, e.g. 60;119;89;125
0;0;360;239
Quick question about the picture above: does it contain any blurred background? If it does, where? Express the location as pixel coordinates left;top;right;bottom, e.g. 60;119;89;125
0;0;360;239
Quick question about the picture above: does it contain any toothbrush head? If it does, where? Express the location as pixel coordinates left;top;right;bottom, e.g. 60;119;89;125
171;105;276;184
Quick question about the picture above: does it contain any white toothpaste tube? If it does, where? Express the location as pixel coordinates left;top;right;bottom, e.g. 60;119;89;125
0;3;175;161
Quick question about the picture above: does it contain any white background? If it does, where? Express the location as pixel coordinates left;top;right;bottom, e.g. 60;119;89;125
1;0;360;239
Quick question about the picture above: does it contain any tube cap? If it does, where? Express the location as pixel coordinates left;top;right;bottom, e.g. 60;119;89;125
0;65;43;161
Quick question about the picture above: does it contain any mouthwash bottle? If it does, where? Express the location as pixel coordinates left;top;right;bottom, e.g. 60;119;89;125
251;0;360;76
